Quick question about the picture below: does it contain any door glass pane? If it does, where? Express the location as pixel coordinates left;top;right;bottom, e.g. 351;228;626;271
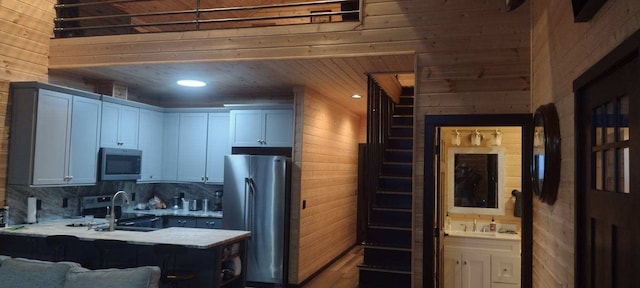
620;147;629;193
605;149;616;192
595;151;603;190
619;95;629;141
606;101;616;144
593;106;604;146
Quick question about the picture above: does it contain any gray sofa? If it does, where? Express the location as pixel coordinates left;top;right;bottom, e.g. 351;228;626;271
0;255;160;288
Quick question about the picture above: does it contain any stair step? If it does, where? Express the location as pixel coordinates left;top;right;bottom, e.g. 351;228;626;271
362;248;411;272
378;176;412;192
401;87;414;97
370;209;411;228
398;97;414;106
393;105;413;116
359;267;411;288
362;243;412;251
381;162;412;177
358;264;412;274
389;126;413;138
387;137;413;150
377;190;412;196
375;193;412;210
384;149;412;163
392;115;413;126
366;226;411;247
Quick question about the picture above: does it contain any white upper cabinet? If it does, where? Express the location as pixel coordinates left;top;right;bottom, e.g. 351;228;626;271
8;86;101;186
177;113;208;182
32;90;73;185
138;109;164;182
206;113;231;184
161;113;179;181
230;109;293;147
68;96;102;185
100;102;139;149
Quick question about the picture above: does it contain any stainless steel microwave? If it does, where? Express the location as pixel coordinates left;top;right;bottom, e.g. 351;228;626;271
98;148;142;181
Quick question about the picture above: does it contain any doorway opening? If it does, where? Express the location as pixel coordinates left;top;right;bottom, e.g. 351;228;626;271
423;115;533;288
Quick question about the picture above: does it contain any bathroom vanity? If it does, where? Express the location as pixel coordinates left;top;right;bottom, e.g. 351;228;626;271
443;231;521;288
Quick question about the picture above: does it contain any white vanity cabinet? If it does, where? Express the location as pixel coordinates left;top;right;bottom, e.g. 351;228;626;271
229;109;293;147
444;235;521;288
138;109;164;182
101;101;140;149
444;250;491;288
8;85;102;186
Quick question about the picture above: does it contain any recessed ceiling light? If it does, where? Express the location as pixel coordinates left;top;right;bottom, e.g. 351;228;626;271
177;80;206;87
352;94;362;99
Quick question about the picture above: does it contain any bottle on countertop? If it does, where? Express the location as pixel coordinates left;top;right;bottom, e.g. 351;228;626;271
490;216;497;232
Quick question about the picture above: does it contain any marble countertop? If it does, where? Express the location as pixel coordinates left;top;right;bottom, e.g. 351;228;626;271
121;207;223;219
0;220;249;249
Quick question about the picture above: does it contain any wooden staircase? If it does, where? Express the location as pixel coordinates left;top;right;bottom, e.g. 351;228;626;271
359;88;413;287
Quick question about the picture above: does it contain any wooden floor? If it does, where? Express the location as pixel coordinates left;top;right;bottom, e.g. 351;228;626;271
302;245;364;288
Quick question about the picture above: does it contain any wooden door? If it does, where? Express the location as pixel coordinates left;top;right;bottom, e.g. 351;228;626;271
576;56;640;287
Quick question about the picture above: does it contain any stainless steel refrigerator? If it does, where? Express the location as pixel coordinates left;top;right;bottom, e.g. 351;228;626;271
223;155;289;286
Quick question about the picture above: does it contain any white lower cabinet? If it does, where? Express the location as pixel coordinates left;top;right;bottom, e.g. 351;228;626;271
444;236;521;288
444;250;490;288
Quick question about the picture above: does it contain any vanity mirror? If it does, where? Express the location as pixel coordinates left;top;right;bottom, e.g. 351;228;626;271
447;147;506;215
532;103;560;205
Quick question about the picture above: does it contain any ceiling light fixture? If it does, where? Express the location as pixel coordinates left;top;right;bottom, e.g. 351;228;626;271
352;94;362;99
177;80;206;87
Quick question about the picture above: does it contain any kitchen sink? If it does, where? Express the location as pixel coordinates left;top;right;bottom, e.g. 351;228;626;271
114;226;161;232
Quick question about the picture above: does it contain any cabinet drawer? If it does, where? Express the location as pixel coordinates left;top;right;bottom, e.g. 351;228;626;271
196;218;222;229
491;255;521;284
166;216;197;228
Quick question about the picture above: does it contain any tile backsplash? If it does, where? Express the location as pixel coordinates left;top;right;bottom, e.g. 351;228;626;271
6;181;222;225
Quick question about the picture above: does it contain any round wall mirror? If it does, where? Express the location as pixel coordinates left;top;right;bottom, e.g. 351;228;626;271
532;103;560;205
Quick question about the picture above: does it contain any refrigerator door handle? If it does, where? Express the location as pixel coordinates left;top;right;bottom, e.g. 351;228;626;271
245;177;257;231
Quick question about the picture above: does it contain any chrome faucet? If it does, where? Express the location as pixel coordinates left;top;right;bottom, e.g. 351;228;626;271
109;191;130;231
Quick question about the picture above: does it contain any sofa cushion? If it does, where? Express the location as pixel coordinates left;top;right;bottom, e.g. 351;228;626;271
64;266;161;288
0;255;10;263
0;258;79;288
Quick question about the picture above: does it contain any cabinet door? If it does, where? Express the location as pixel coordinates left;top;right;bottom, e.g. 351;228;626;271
119;105;140;149
263;109;293;147
195;217;222;229
462;253;491;288
161;113;179;181
100;102;139;149
139;109;164;182
229;110;263;147
491;255;521;285
68;96;101;185
206;113;230;183
100;102;121;148
32;90;72;185
177;113;208;182
443;250;463;288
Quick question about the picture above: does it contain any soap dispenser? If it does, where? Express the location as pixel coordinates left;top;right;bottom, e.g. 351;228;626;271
490;217;497;232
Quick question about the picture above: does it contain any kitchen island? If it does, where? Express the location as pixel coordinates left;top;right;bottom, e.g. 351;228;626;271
0;220;250;288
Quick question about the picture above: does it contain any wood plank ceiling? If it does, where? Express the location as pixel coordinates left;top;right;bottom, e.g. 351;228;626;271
51;55;415;115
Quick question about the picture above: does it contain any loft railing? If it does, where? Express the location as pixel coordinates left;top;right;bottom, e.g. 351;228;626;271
54;0;361;38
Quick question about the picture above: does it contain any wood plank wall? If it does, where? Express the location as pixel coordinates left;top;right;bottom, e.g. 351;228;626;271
6;0;533;285
0;0;54;206
295;87;360;284
532;1;640;287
